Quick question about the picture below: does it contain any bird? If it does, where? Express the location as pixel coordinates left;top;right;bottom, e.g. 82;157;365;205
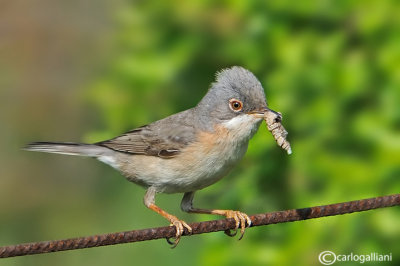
25;66;281;247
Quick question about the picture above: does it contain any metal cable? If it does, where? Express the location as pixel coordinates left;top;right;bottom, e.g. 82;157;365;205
1;194;399;258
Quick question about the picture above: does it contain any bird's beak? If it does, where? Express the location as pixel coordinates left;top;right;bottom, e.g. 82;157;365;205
248;107;279;118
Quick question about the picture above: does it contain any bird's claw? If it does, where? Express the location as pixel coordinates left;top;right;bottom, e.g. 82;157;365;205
165;218;192;248
224;228;238;237
223;210;252;240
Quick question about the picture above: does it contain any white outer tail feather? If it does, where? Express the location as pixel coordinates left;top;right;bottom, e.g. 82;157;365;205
24;142;110;157
24;142;120;169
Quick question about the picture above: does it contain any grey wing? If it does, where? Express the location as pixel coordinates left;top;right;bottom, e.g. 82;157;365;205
96;111;197;159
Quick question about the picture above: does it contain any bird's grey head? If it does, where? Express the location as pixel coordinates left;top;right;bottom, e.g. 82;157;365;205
196;66;268;124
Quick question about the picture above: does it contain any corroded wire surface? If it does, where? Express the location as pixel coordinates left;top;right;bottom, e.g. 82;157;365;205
1;194;399;258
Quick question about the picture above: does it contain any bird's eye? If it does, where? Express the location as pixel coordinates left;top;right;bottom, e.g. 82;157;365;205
229;99;243;112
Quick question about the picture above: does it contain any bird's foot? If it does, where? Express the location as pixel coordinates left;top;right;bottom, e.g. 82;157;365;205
166;216;192;248
221;210;252;240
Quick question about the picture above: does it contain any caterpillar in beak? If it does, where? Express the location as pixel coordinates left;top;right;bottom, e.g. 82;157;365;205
264;110;292;155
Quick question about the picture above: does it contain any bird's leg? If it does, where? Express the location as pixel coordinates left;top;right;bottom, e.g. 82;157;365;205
144;187;192;248
181;192;252;240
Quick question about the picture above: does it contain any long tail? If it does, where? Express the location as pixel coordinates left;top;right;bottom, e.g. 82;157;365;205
24;142;109;157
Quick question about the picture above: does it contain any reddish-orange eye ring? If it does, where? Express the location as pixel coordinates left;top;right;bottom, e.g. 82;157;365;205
229;99;243;111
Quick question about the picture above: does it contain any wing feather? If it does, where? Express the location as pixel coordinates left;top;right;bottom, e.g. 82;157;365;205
96;110;197;158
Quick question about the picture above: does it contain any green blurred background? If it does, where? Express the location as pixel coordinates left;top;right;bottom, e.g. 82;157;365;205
0;0;399;265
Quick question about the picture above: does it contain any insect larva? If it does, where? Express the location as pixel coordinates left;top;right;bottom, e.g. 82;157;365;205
264;110;292;155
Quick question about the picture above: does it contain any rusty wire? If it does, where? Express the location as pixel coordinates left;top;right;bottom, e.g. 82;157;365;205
1;194;399;258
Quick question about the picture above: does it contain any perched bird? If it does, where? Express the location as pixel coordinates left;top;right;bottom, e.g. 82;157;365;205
25;66;285;247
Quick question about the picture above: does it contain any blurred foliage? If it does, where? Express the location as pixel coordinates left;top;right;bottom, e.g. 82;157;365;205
1;0;399;265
